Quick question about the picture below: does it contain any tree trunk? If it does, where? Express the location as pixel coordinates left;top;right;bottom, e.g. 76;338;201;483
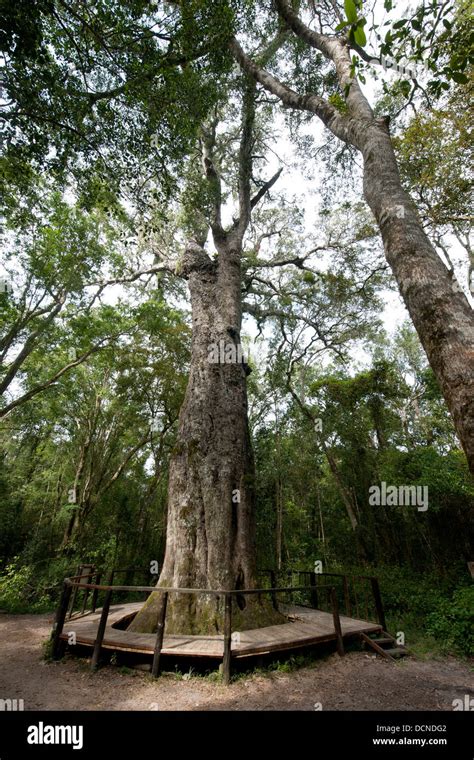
61;509;79;551
231;9;474;474
130;242;279;634
323;446;358;531
359;119;474;472
276;474;283;571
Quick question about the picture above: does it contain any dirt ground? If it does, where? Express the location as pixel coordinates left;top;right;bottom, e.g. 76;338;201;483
0;612;472;711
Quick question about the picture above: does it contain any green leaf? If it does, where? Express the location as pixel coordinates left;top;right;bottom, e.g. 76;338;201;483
354;24;367;47
399;79;411;98
393;19;408;29
335;21;351;32
450;71;469;84
344;0;358;24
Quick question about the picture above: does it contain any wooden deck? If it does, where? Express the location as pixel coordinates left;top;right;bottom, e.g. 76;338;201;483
61;602;382;660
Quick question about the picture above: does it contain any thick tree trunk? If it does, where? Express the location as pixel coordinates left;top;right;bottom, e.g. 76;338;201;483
358;120;474;472
130;242;279;634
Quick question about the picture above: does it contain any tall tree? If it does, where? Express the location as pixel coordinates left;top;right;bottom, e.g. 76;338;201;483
130;73;284;633
2;0;472;639
229;0;474;472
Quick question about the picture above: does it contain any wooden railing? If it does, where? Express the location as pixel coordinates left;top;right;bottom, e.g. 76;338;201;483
50;576;347;685
66;566;158;619
258;569;386;631
62;565;386;633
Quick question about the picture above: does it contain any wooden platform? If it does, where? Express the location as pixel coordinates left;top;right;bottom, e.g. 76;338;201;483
61;602;382;660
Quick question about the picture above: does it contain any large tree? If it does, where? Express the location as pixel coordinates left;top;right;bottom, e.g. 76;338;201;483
1;0;472;638
130;73;285;633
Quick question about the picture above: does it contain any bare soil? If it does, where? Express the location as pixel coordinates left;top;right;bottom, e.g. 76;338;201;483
0;612;472;711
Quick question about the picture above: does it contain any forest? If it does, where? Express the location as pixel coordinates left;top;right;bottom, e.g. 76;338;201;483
0;0;473;720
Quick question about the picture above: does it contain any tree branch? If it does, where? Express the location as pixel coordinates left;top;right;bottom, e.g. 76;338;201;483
200;116;225;241
233;76;257;243
229;38;356;147
250;167;283;210
274;0;374;120
0;333;125;418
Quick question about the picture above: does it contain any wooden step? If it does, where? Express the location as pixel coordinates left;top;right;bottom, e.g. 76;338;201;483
360;631;410;661
370;636;395;646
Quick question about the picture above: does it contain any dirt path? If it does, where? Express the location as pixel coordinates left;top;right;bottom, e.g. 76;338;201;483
0;613;472;711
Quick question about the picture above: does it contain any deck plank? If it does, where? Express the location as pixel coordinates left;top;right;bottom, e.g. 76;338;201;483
60;602;381;659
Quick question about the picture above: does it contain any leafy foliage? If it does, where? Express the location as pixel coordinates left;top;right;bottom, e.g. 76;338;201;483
426;586;474;657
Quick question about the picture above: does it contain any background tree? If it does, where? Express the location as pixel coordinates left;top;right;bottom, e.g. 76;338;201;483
230;0;474;472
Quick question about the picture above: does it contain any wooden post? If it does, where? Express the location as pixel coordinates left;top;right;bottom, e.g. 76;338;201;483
91;573;101;613
90;589;112;671
67;565;81;619
222;594;232;685
330;587;345;657
151;591;168;678
370;577;387;630
80;569;92;615
51;582;72;660
309;571;319;609
269;570;278;610
343;575;351;617
102;569;115;610
353;577;360;619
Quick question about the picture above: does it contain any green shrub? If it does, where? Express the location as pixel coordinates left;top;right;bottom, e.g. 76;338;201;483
426;586;474;657
0;559;52;613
